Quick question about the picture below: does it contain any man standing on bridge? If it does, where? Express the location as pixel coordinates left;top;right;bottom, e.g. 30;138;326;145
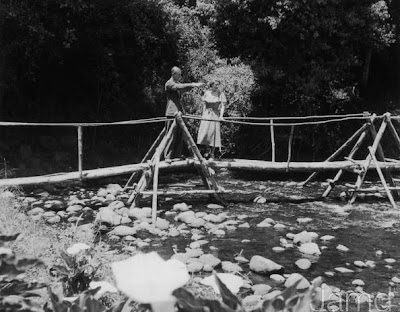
164;66;204;162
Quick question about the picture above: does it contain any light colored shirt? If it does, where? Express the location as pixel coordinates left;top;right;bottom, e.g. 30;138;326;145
202;90;226;103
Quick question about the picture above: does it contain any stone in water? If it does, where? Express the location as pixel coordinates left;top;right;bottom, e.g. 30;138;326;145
295;259;312;270
352;279;365;286
270;274;285;283
334;267;354;274
207;203;224;209
354;261;367;268
384;258;396;264
336;244;349;252
320;235;335;242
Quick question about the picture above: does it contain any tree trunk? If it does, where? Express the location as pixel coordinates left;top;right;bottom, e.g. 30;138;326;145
361;49;372;91
0;52;5;115
396;19;400;103
397;39;400;103
391;0;400;103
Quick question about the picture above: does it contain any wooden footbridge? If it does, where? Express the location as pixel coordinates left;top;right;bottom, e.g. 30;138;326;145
2;111;400;220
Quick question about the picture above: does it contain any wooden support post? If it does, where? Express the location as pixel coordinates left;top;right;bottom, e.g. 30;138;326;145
300;122;370;186
286;126;294;172
129;169;152;206
349;118;388;204
77;126;83;180
180;122;211;191
140;189;232;196
368;146;397;209
386;118;400;153
346;185;400;192
141;127;167;163
323;128;368;197
270;120;275;162
128;120;177;207
151;148;161;224
124;127;166;190
175;113;226;205
367;113;398;198
197;167;213;191
385;158;400;163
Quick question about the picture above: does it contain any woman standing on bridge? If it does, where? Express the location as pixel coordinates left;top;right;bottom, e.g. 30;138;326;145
197;80;226;160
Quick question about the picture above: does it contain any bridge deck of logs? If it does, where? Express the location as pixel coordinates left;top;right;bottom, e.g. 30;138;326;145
0;158;399;187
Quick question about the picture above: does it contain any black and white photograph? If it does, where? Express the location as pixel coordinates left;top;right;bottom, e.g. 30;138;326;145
1;1;400;311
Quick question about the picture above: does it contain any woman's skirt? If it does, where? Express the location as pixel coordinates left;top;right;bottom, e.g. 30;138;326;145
197;108;221;148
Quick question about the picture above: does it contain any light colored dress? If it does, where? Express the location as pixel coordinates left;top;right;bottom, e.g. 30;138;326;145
197;90;226;148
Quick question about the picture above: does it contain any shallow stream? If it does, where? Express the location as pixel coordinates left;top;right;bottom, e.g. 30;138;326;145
24;168;400;309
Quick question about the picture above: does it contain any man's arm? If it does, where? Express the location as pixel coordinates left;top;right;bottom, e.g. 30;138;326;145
168;81;204;91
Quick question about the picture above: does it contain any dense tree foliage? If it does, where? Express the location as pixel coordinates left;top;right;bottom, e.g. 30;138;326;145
213;0;397;115
0;0;179;122
212;0;399;158
0;0;399;167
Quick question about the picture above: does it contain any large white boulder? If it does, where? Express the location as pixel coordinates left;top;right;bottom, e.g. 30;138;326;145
249;256;283;274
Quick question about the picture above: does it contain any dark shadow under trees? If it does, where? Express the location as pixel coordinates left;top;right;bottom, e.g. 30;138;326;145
212;0;399;160
0;0;182;175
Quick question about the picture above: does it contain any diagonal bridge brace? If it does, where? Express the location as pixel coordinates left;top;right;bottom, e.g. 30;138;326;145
125;112;227;222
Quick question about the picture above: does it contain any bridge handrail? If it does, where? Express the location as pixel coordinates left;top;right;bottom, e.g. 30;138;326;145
0;113;387;128
184;113;379;127
0;116;167;127
223;112;367;120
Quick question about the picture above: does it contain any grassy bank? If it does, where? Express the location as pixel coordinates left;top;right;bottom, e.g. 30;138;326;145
0;187;128;307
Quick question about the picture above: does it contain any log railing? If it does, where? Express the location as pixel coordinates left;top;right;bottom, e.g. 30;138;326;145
1;112;400;198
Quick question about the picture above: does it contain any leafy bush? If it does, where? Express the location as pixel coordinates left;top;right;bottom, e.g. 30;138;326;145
1;232;324;312
184;61;255;156
46;287;111;312
160;0;218;82
0;233;46;312
173;274;322;312
50;246;99;297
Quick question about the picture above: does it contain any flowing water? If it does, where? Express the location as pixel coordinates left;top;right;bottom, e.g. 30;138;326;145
152;170;400;309
29;168;400;309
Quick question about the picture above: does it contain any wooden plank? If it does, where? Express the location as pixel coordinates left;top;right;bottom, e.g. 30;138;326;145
128;120;178;207
368;146;397;209
323;128;368;197
386;118;400;153
124;127;166;190
346;187;400;192
300;122;370;186
349;118;388;204
343;183;400;192
151;148;161;224
385;158;400;163
286;125;294;172
368;114;398;197
175;113;226;205
77;126;83;180
180;122;212;191
141;189;233;196
4;157;400;187
270;120;275;162
141;127;167;163
209;159;400;171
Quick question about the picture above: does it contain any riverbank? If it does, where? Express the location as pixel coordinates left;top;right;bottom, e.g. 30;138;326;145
2;171;400;310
